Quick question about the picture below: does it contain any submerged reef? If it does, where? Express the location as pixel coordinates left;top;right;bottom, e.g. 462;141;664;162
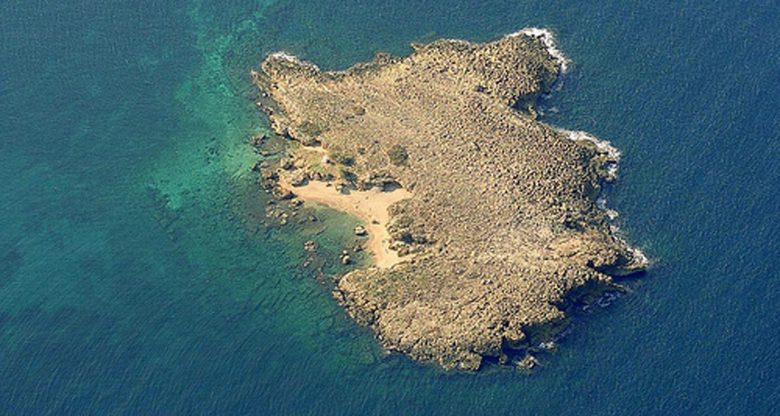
252;29;646;371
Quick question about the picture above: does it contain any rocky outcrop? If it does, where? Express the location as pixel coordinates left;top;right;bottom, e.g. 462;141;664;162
253;30;646;371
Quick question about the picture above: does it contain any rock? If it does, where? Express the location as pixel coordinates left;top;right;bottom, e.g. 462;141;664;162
250;133;267;147
354;225;368;236
290;171;309;187
260;168;278;181
516;354;539;371
304;240;317;252
281;158;295;170
395;245;411;257
341;255;351;265
299;136;321;147
274;187;295;200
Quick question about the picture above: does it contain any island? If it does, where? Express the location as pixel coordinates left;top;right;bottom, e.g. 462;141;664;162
251;29;647;371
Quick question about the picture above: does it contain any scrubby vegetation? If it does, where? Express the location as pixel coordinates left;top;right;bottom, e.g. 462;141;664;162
329;149;355;166
387;144;408;166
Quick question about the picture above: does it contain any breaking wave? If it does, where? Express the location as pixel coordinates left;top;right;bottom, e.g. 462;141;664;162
509;27;571;73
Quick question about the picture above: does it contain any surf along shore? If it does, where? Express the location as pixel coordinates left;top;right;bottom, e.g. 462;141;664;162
252;28;647;371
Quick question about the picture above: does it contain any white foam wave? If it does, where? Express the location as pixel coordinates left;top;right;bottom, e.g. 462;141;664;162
596;196;620;220
269;51;299;62
560;128;621;181
268;52;321;70
509;28;570;73
560;129;621;161
630;247;650;267
560;128;638;262
437;38;472;46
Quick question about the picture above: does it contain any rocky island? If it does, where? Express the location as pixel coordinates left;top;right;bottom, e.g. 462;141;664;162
252;29;647;371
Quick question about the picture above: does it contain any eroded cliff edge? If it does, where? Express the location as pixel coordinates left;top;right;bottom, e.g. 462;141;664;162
252;30;647;371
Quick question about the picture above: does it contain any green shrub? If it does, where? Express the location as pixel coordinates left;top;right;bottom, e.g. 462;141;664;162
388;144;409;166
339;168;358;183
297;120;327;138
329;149;355;166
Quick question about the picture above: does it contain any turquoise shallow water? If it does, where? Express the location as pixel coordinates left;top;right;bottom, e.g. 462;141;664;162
1;0;778;414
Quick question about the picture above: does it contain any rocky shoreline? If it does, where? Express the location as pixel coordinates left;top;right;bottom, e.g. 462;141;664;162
251;29;647;371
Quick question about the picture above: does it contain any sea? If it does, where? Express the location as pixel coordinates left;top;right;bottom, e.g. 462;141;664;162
1;0;778;414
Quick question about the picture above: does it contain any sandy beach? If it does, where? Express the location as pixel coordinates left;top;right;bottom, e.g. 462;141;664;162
280;178;411;268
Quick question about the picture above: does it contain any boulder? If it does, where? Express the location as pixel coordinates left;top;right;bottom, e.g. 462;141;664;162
290;171;309;187
516;354;539;371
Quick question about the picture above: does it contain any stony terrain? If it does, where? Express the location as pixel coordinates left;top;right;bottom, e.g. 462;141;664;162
252;30;646;371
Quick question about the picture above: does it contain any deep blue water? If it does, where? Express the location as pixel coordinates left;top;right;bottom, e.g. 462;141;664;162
1;0;778;414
